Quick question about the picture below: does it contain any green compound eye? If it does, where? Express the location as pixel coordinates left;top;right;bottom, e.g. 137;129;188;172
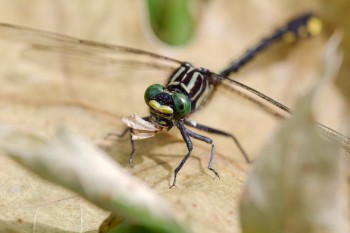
172;92;191;118
144;84;164;103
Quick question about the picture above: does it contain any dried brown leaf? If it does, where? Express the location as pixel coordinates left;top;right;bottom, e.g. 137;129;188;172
0;1;340;233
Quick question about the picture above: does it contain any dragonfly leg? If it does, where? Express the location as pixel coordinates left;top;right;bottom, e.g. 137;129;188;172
186;129;220;179
175;120;220;187
128;130;135;166
104;127;135;166
184;119;251;163
127;116;150;166
104;127;129;140
106;116;151;140
106;116;151;165
172;120;193;188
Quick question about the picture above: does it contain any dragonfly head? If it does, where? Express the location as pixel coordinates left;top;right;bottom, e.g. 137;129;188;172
144;84;191;127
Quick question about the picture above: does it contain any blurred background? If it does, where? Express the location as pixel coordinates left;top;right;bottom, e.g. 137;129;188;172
0;0;348;107
0;1;348;233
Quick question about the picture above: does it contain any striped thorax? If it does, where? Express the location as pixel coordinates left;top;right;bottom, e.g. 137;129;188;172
143;63;220;129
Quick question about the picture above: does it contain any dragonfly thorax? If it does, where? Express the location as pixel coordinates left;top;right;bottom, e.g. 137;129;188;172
144;84;191;128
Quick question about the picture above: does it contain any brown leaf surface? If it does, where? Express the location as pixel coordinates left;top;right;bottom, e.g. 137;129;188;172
0;1;344;233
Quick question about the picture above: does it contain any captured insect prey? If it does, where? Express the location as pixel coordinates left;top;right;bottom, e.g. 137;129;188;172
0;13;348;187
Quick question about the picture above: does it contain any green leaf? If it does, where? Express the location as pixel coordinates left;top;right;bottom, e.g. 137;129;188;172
146;0;201;45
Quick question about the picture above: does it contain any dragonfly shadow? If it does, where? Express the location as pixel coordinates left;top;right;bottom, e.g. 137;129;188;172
100;133;209;186
101;133;182;167
137;151;207;188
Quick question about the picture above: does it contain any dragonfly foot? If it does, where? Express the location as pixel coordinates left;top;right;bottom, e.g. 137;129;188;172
128;156;134;167
209;167;220;179
104;132;119;140
171;171;179;188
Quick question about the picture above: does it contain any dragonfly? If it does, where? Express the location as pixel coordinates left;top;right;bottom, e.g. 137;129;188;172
0;13;349;187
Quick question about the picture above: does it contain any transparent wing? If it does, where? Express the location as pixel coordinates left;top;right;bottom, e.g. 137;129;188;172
0;23;182;73
0;23;181;131
219;74;291;119
214;73;350;152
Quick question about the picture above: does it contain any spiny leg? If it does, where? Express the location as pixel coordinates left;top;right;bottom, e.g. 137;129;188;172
173;120;193;188
126;116;150;165
184;119;250;163
104;127;135;165
104;127;129;140
175;120;220;188
105;127;135;165
220;13;321;77
104;127;135;166
186;129;220;179
106;116;150;166
127;129;136;166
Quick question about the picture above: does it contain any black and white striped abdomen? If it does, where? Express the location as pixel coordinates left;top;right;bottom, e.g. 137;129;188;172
166;63;219;112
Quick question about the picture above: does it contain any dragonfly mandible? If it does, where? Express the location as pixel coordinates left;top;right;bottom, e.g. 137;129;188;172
0;13;348;187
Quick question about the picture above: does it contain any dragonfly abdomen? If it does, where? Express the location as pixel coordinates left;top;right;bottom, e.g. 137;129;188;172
166;63;219;113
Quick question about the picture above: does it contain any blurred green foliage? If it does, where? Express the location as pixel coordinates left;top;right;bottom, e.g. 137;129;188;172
108;222;172;233
146;0;202;46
